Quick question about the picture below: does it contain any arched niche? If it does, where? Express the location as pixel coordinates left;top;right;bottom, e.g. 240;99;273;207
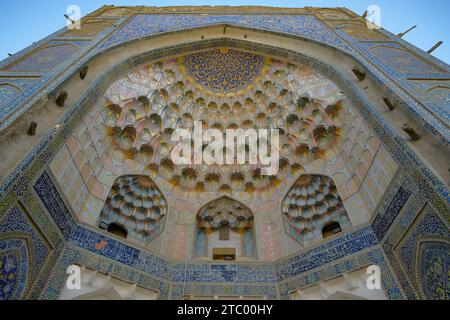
98;175;168;244
7;44;80;72
281;174;352;246
194;197;256;261
46;39;402;259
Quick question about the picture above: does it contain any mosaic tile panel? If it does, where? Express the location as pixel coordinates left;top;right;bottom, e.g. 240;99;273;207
183;48;264;93
0;30;447;300
282;174;352;245
6;44;80;72
362;43;446;75
100;14;350;52
408;79;450;124
167;224;190;261
278;247;404;300
372;186;412;241
277;227;378;281
33;171;76;238
417;241;449;300
0;207;49;280
0;238;28;300
397;211;448;279
263;224;282;261
99;175;168;244
69;226;140;267
171;282;278;299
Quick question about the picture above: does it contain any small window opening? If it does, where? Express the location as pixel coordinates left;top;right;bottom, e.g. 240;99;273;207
107;223;128;239
322;221;342;239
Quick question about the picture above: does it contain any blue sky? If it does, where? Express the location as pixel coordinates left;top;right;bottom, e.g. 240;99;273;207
0;0;449;64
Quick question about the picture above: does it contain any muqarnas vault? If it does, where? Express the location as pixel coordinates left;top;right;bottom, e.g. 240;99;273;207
0;6;449;300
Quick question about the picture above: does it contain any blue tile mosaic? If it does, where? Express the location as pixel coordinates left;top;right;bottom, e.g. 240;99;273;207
33;171;76;238
372;186;412;240
398;211;448;276
277;227;378;281
0;207;49;278
69;226;140;267
417;241;449;300
0;9;448;299
7;43;81;72
0;238;29;300
100;14;350;53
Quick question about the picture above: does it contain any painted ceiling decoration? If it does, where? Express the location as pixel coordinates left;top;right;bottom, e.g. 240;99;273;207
197;197;253;230
103;48;347;194
182;48;265;94
99;175;168;243
282;174;351;245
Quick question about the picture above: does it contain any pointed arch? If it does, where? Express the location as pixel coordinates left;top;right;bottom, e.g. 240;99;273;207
98;175;168;244
195;196;256;259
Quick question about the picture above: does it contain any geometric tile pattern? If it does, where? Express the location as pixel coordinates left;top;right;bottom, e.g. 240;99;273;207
0;6;448;300
7;44;80;72
372;186;412;241
0;206;51;300
364;43;446;75
100;14;350;52
0;238;28;300
277;227;378;281
69;226;140;267
0;207;49;280
0;36;446;298
102;49;348;194
33;171;76;239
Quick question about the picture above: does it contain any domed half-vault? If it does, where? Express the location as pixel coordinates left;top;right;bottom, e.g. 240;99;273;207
48;41;402;265
2;6;449;301
102;47;347;194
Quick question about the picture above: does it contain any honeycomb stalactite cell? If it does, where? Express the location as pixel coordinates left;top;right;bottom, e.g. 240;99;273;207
197;197;254;230
282;174;351;245
103;48;349;193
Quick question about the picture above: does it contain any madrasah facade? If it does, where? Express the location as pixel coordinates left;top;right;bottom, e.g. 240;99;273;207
0;6;448;300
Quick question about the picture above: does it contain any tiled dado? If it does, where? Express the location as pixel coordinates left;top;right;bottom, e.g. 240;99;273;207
37;180;405;299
